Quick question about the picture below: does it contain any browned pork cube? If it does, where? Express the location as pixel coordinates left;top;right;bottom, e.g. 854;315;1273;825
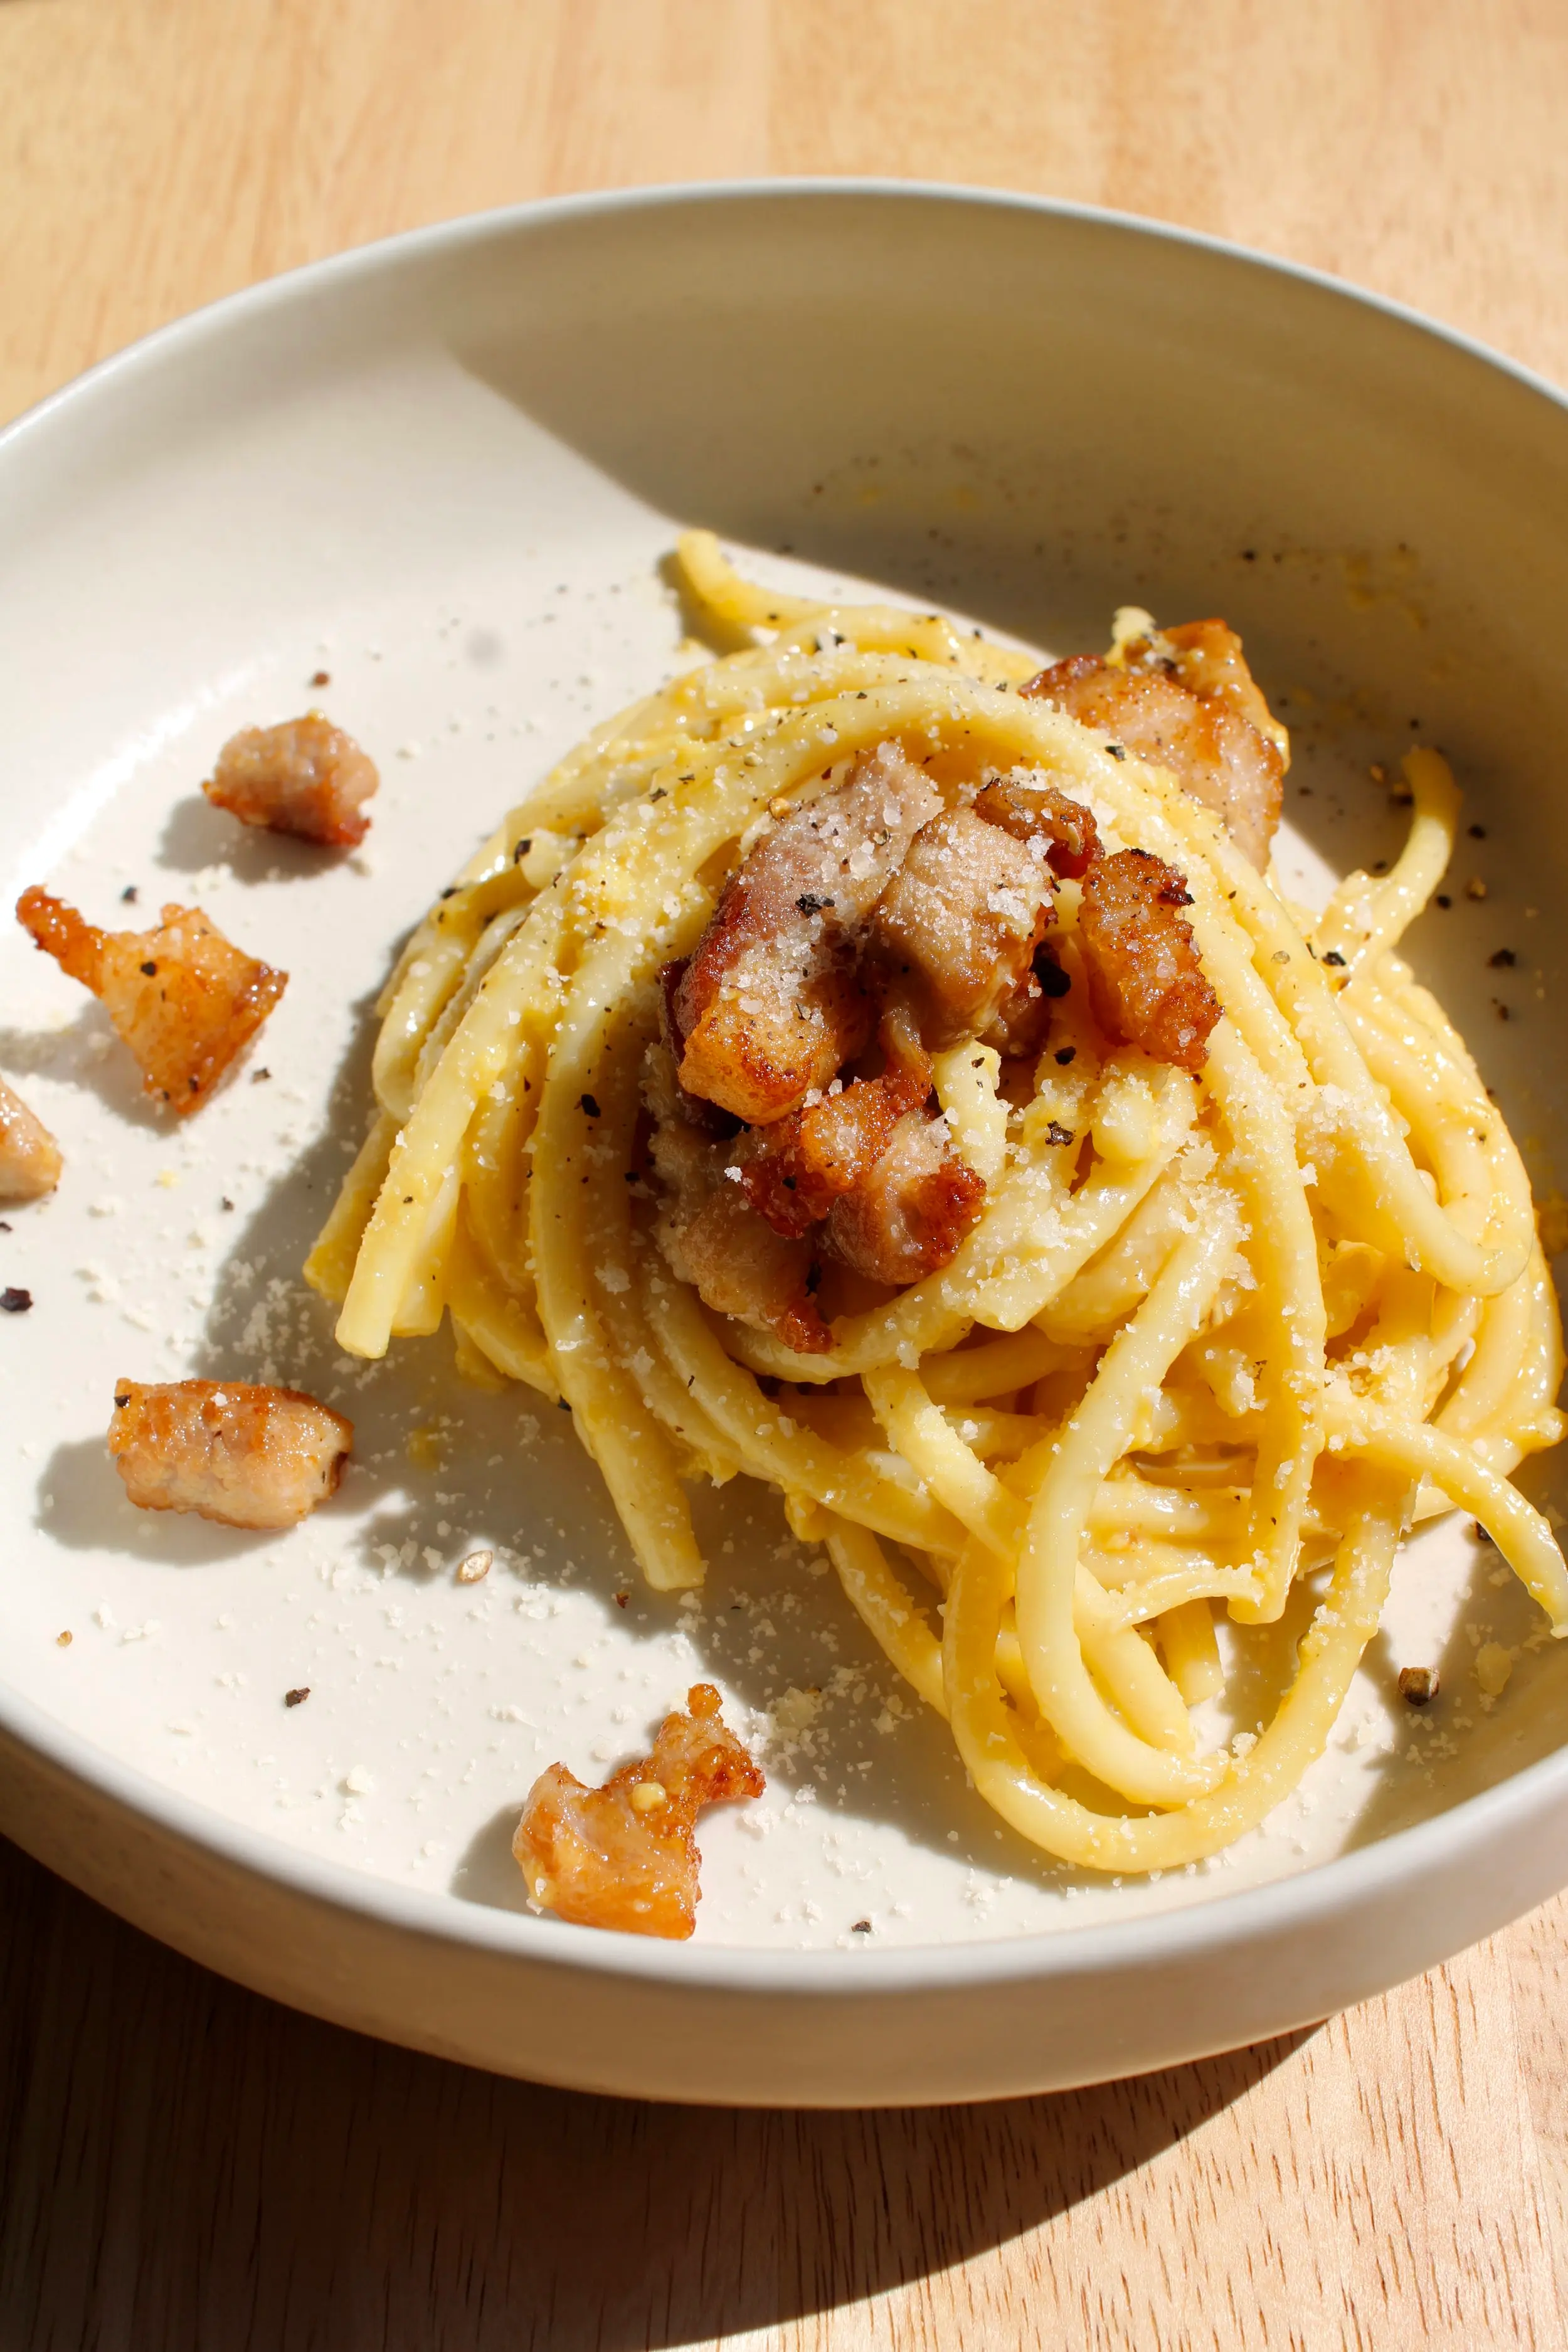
109;1379;352;1529
204;714;379;847
822;1109;987;1287
0;1076;62;1202
16;889;285;1115
869;805;1054;1046
513;1683;765;1938
1022;635;1285;874
1076;849;1221;1074
671;742;940;1124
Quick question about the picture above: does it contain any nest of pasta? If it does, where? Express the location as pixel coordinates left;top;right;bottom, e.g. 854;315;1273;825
310;533;1566;1876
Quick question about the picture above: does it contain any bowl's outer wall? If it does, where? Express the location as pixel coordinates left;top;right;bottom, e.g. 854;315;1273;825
4;185;1568;2103
6;1688;1568;2105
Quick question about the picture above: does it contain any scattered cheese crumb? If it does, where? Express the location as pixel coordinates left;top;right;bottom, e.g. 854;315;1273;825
1475;1643;1513;1698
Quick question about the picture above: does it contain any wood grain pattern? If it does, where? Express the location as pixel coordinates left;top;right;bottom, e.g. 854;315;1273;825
4;3;1568;2344
6;0;1568;423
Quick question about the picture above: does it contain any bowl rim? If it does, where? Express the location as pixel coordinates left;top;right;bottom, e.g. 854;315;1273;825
4;173;1567;1997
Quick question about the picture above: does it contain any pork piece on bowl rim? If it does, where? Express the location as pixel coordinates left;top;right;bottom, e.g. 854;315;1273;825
16;889;285;1115
109;1379;353;1530
514;1683;765;1939
0;1074;62;1203
204;712;380;849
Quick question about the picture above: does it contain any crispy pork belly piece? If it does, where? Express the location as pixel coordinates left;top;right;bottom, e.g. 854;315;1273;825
1162;619;1290;760
648;1053;830;1353
1077;849;1221;1074
108;1378;352;1529
734;1012;932;1239
16;891;285;1116
0;1076;62;1203
1022;636;1284;871
736;1070;913;1239
656;960;741;1140
204;713;379;847
973;773;1101;878
672;741;941;1123
869;805;1056;1046
514;1682;765;1939
824;1110;986;1288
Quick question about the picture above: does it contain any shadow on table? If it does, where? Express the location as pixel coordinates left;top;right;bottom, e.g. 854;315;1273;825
0;1836;1313;2352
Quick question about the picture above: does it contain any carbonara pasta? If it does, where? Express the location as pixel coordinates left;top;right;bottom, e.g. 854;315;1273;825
307;533;1567;1875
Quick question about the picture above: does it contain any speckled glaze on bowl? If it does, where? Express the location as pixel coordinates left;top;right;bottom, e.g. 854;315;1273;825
3;184;1567;2105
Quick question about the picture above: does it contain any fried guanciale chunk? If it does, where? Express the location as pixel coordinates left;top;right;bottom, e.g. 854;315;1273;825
108;1378;352;1529
647;1049;831;1353
513;1682;765;1939
671;741;941;1123
644;711;1231;1337
1023;626;1286;871
972;773;1102;878
869;805;1056;1047
1161;618;1289;758
0;1076;62;1202
1076;849;1221;1074
735;1069;916;1239
16;890;286;1115
204;713;379;847
823;1109;987;1288
734;1010;932;1239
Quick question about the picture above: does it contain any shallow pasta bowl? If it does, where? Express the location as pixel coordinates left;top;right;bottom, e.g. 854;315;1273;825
3;183;1567;2106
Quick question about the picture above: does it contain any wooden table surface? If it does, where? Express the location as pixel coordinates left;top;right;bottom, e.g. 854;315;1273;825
6;5;1568;2345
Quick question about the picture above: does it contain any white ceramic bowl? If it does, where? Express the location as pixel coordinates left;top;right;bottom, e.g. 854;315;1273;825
4;184;1568;2107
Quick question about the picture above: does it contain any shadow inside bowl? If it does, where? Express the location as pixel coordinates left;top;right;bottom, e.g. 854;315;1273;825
156;792;351;886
